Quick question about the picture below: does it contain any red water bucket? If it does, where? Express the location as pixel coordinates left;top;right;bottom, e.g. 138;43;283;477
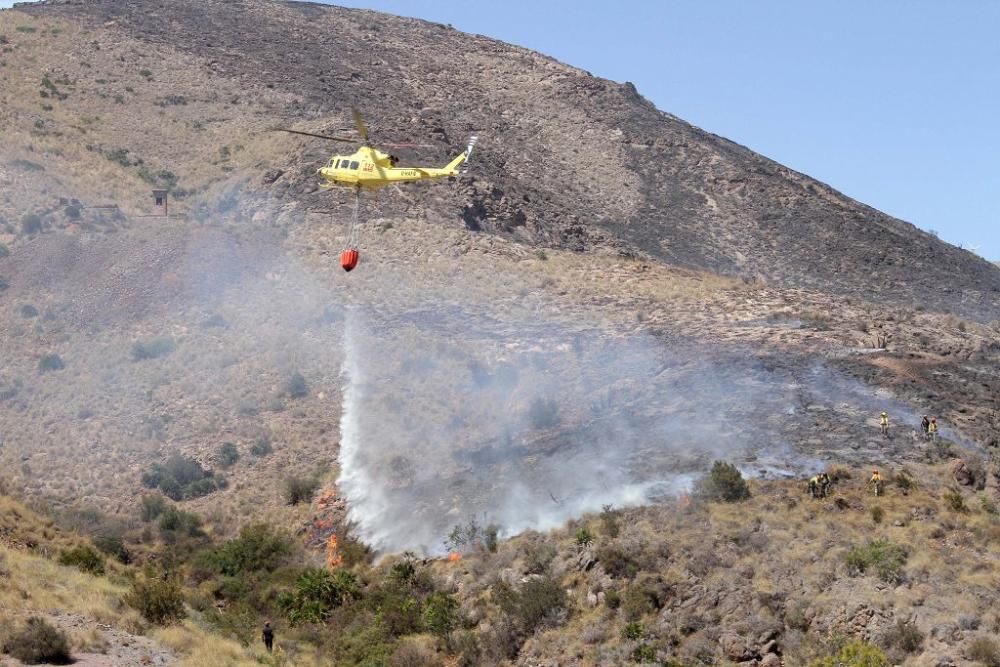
340;248;359;272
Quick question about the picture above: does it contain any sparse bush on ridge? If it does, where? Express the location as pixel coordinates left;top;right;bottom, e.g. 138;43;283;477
2;616;71;665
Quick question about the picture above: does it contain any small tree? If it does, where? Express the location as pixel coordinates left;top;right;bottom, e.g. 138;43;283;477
695;461;750;502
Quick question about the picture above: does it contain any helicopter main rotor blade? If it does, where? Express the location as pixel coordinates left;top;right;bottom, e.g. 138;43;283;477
382;142;436;149
272;128;356;143
352;108;370;144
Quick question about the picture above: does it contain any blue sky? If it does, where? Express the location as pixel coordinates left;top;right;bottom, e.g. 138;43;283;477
4;1;996;258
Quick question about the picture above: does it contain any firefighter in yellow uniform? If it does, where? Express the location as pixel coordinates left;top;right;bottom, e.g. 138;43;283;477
879;412;889;437
928;418;938;441
869;469;883;496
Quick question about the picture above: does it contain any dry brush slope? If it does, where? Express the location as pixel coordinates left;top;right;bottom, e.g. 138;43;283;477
0;0;997;537
5;0;1000;319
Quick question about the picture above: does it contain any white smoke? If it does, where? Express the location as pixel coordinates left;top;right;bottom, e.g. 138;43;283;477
334;302;923;556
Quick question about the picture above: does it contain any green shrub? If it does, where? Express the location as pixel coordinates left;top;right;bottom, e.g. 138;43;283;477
124;576;186;625
981;494;999;516
158;506;204;539
336;534;371;568
423;591;462;646
278;568;360;625
527;397;561;429
484;523;500;553
622;621;645;640
492;576;567;636
883;619;924;655
894;471;915;494
2;616;71;664
523;540;557;574
131;336;175;361
20;304;38;318
597;544;640;579
968;637;1000;667
140;494;167;522
250;436;273;457
810;640;890;666
93;531;130;564
286;370;308;398
0;276;8;291
632;643;658;663
870;506;884;524
600;504;621;538
201;524;293;576
21;212;43;234
216;442;239;468
695;461;750;502
38;354;64;372
142;454;221;501
944;486;969;513
575;528;594;547
284;475;320;505
58;544;105;575
844;539;908;584
0;242;9;257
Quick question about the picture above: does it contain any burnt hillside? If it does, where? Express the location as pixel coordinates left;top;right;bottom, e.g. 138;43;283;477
9;0;1000;320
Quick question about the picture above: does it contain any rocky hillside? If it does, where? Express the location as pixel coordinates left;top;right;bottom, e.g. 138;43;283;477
1;2;999;666
2;0;999;320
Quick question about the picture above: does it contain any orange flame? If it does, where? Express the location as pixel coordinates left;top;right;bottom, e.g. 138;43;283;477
326;534;343;570
447;552;462;563
678;493;691;509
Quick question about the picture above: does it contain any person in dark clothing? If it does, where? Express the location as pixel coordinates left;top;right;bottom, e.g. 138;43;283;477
921;415;930;438
262;620;274;653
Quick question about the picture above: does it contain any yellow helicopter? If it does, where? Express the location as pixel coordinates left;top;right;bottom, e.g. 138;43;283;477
276;110;476;271
278;109;476;191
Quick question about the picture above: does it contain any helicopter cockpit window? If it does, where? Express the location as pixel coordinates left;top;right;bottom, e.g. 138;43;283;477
350;161;360;170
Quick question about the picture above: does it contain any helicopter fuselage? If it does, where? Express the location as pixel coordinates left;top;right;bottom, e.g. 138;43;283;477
318;145;467;191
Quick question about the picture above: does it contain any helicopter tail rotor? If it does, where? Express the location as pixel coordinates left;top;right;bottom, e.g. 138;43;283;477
460;135;478;174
